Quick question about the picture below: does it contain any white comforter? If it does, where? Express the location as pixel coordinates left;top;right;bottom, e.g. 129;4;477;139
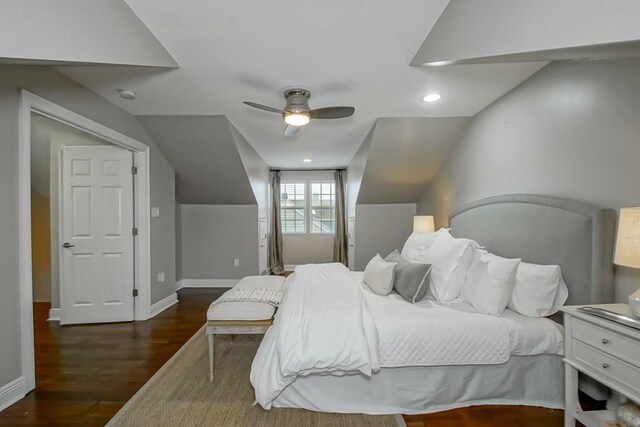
250;263;380;409
364;291;511;366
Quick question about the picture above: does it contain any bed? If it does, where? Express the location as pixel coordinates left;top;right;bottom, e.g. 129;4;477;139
251;194;616;414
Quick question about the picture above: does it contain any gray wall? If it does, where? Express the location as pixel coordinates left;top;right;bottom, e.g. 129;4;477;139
418;58;640;302
283;234;334;266
228;121;270;274
175;200;182;281
0;0;176;67
179;205;259;279
356;118;471;204
0;65;176;389
354;203;416;270
412;0;640;65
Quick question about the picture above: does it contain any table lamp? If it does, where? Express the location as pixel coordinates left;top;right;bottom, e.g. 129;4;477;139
613;207;640;317
413;215;435;234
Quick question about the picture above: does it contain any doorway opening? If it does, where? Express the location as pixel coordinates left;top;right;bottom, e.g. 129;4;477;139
31;114;136;325
18;91;152;395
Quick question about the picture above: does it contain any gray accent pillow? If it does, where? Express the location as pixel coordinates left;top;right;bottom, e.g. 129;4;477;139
385;250;432;303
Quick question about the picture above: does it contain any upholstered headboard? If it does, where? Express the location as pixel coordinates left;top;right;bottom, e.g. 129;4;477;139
449;194;616;305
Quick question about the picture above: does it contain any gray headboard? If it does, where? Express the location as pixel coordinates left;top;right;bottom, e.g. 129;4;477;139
449;194;616;305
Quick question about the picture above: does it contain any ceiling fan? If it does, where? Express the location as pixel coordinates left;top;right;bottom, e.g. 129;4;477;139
243;88;355;136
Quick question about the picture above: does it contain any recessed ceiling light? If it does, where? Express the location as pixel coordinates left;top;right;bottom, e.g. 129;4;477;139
303;158;312;163
118;89;136;100
422;93;441;103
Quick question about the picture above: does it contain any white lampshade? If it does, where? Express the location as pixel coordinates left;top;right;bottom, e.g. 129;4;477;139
413;215;435;233
614;208;640;268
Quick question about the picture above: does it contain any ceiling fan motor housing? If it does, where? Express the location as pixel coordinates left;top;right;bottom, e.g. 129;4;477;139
284;88;311;114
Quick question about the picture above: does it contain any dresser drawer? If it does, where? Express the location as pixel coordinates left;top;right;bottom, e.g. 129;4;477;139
572;339;640;394
572;318;640;368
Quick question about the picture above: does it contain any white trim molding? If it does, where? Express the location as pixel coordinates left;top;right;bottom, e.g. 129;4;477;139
18;90;153;396
149;292;178;318
0;377;26;412
47;308;61;322
284;264;298;271
177;279;239;289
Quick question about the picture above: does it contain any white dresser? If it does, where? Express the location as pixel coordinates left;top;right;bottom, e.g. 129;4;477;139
562;304;640;427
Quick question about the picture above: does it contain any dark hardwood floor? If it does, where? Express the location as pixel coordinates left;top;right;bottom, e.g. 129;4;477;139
0;287;567;426
0;288;225;426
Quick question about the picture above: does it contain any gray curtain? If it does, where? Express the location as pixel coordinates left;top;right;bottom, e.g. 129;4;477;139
268;171;285;274
333;169;348;266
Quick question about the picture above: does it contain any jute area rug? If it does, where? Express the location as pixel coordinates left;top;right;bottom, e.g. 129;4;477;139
107;326;400;426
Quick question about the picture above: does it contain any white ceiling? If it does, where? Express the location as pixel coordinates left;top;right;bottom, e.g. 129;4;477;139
58;0;547;168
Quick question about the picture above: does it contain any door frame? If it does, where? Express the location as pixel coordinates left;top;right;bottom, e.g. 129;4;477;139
18;90;152;392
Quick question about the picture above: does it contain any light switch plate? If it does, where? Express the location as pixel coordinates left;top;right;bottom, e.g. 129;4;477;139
157;272;165;283
151;207;160;217
234;258;240;267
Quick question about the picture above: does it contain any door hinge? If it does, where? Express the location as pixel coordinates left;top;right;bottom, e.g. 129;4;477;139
133;289;139;297
131;166;138;175
132;227;138;236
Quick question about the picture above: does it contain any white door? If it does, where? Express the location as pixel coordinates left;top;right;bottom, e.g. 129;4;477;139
60;146;135;325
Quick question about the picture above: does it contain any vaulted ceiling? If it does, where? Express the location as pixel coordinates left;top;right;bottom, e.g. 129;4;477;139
56;0;547;169
4;0;640;205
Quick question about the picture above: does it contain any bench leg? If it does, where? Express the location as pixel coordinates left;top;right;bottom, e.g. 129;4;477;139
208;333;214;383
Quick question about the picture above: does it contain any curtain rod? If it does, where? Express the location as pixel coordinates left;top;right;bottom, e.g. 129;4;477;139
271;168;345;172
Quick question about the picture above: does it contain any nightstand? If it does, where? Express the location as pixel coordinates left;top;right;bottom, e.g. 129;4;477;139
562;304;640;427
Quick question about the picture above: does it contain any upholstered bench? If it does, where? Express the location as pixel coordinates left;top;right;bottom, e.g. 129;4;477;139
206;275;285;382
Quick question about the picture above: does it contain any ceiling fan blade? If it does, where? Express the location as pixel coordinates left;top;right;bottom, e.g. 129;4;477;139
309;106;355;119
243;101;283;114
284;125;303;136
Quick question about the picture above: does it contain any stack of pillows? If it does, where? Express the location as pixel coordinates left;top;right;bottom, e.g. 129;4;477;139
362;228;569;317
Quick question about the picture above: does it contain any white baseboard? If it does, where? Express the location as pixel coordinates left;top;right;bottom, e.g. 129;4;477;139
47;308;60;322
149;292;178;318
177;279;239;289
0;377;25;412
284;264;298;271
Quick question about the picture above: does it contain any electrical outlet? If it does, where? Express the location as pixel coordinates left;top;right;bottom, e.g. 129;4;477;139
234;258;240;267
151;207;160;217
157;272;165;283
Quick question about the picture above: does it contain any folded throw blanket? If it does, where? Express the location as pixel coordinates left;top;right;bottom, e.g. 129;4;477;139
211;287;283;307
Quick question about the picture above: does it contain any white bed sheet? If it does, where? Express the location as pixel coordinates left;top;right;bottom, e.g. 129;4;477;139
351;271;564;362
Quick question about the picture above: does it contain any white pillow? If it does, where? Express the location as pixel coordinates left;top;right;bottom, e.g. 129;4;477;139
463;253;521;316
401;230;441;263
422;232;476;304
509;261;569;317
363;254;397;296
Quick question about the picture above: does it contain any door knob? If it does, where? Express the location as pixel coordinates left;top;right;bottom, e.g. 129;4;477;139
62;242;75;248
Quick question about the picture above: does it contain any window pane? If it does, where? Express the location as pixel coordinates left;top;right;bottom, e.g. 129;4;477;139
311;182;335;234
281;182;305;233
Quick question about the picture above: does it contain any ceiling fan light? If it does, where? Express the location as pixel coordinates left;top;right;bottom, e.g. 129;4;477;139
284;112;310;126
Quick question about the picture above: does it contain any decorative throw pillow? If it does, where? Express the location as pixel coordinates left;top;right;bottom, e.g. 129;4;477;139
463;253;521;316
400;230;442;263
421;231;476;304
385;250;432;303
363;254;397;296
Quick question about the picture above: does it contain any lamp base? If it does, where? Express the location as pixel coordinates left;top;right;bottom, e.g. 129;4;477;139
629;288;640;318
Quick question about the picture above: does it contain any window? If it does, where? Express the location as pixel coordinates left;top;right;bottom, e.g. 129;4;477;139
280;182;306;233
311;182;335;233
280;181;335;234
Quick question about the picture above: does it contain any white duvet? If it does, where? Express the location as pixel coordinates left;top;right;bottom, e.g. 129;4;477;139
251;266;563;409
250;263;380;409
364;291;512;367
